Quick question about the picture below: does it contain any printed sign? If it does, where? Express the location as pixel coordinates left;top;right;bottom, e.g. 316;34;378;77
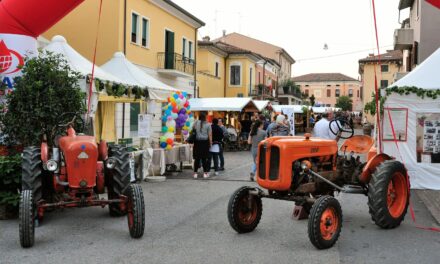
416;113;440;163
138;114;152;138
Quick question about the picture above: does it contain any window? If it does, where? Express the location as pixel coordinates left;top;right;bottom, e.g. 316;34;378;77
182;38;187;57
335;89;340;97
380;80;389;88
130;103;140;137
327;89;331;97
188;41;193;60
326;84;331;87
357;90;360;97
131;13;139;43
215;62;219;77
230;65;241;85
141;18;149;47
348;89;353;97
305;89;309;96
314;90;321;98
381;65;389;72
237;93;243;97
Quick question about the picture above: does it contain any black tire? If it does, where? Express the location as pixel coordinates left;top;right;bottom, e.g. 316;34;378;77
308;195;342;250
368;160;409;229
106;145;131;216
227;186;262;233
127;184;145;238
19;190;35;248
22;147;43;202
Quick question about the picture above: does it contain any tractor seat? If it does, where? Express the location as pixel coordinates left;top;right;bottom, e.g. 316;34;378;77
339;135;374;154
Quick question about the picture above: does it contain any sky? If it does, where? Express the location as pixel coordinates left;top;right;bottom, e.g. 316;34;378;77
174;0;409;79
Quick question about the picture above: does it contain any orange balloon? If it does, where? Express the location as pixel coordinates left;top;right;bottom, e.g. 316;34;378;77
166;138;173;145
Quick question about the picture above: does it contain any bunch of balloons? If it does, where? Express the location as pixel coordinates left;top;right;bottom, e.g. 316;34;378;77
159;91;194;149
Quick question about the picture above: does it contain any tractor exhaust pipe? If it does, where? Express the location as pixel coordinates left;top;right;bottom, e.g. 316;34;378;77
55;174;69;186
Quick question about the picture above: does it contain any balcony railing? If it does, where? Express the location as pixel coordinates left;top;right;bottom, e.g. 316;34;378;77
248;85;274;99
394;28;413;50
157;52;195;76
278;86;302;98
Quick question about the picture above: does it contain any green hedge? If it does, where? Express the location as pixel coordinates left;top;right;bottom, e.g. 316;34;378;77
0;154;21;208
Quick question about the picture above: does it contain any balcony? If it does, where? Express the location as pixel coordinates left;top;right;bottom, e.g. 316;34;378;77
248;85;274;100
157;52;195;77
278;86;302;99
394;28;413;50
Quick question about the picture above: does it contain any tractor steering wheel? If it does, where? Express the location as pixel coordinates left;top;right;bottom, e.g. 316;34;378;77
329;118;354;139
53;112;85;137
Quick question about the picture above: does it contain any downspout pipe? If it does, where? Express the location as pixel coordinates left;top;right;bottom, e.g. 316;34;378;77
194;29;198;97
123;0;127;55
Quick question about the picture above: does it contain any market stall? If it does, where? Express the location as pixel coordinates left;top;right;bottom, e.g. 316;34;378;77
382;47;440;190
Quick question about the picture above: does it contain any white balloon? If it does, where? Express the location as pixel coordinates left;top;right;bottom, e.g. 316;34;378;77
164;132;174;139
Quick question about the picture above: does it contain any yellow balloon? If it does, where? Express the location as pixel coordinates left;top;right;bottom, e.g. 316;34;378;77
186;110;191;114
170;97;175;102
168;126;174;132
183;126;188;130
166;145;172;150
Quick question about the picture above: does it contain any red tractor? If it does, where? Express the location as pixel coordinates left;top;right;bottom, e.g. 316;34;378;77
19;113;145;248
227;120;409;249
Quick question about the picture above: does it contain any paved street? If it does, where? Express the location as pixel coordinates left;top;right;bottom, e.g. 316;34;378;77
1;149;440;264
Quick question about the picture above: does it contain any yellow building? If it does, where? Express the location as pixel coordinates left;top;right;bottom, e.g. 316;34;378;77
359;50;403;123
43;0;204;143
197;39;279;99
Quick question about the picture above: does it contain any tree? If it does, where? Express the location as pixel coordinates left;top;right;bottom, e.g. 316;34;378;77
335;96;353;111
0;51;85;147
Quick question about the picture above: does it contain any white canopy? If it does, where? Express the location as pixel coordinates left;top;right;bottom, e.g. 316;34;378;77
312;106;329;113
43;36;124;84
189;98;257;111
383;47;440;189
101;52;178;101
253;100;269;111
392;47;440;89
272;104;304;113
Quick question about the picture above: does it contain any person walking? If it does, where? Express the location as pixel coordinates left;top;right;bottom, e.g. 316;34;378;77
248;120;266;181
266;114;278;137
210;118;224;176
192;112;212;179
270;115;290;136
218;118;228;170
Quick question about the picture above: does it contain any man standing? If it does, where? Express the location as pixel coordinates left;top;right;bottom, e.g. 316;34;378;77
313;111;341;141
218;118;228;171
266;114;278;137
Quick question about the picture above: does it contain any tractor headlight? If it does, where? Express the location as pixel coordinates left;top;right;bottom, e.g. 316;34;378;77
46;160;59;172
300;160;312;171
106;158;116;169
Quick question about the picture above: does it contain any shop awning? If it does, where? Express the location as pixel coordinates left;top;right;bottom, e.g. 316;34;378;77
272;104;304;113
101;52;178;101
253;100;269;111
43;36;125;84
189;98;258;112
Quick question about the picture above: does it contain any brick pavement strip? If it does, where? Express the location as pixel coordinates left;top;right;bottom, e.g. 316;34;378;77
415;190;440;225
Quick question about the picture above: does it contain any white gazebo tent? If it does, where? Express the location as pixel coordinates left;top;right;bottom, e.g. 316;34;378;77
272;104;304;114
253;100;269;112
189;98;258;112
43;36;132;143
382;47;440;189
101;52;178;101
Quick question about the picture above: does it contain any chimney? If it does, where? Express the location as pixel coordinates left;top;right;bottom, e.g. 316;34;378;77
222;30;226;37
202;36;210;42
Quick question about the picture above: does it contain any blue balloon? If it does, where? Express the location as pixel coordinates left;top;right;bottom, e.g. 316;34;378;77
162;126;168;133
185;121;190;126
162;116;167;122
160;142;167;148
186;105;191;110
182;92;188;97
173;94;179;99
168;105;173;110
165;110;171;116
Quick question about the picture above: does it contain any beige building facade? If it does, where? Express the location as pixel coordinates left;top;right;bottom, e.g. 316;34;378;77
358;50;403;123
293;73;362;111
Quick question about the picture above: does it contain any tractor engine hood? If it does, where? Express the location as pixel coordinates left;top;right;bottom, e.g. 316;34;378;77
59;135;98;188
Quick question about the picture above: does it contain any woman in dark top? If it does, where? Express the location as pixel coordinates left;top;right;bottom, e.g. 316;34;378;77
210;118;224;175
248;120;266;181
192;113;212;179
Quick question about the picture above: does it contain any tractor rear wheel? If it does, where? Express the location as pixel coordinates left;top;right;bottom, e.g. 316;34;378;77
106;145;131;216
127;184;145;238
19;190;35;248
22;147;43;203
308;195;342;249
227;186;262;233
368;160;409;229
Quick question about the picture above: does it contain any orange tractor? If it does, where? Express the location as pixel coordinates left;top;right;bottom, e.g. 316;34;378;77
19;113;145;248
227;120;409;249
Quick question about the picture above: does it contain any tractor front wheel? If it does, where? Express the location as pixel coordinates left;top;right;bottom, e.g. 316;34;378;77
368;160;409;229
308;195;342;249
227;186;262;233
126;184;145;238
22;147;43;203
106;145;131;216
19;190;35;248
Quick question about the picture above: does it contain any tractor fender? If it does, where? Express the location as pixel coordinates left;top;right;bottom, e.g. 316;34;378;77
359;153;393;184
98;140;108;161
41;142;48;163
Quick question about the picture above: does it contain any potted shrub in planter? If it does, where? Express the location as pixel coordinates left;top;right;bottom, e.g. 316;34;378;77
0;154;21;219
